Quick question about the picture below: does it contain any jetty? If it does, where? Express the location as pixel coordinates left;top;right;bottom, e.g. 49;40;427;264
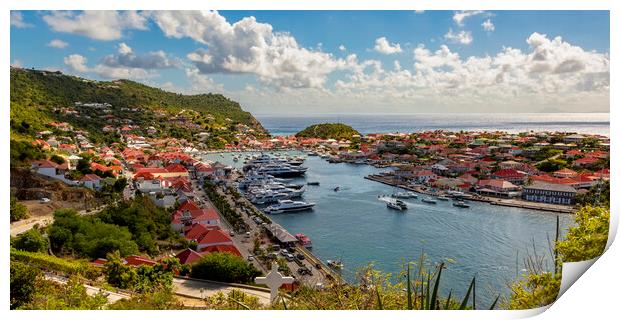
365;174;575;214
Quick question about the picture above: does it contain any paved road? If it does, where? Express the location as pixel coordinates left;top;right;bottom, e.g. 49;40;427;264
10;205;107;237
44;273;131;304
173;278;271;305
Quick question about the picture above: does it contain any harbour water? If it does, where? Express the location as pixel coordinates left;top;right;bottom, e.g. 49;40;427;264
255;113;610;137
203;151;575;306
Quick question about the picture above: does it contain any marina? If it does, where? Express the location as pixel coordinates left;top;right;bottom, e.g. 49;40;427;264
203;150;575;305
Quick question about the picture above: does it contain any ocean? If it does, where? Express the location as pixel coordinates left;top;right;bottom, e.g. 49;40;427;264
255;113;610;136
203;152;575;307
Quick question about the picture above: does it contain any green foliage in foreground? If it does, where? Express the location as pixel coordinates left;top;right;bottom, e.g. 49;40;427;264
48;208;139;259
104;251;179;293
10;196;30;222
12;228;48;253
190;252;262;284
507;205;609;309
10;248;101;280
108;288;184;310
295;123;360;140
536;158;568;172
556;206;610;262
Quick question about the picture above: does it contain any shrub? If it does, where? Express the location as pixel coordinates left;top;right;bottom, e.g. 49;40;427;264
190;252;261;284
12;228;48;253
10;197;29;222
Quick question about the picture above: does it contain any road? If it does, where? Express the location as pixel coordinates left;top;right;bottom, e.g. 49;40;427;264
44;272;132;304
10;205;108;237
173;278;271;305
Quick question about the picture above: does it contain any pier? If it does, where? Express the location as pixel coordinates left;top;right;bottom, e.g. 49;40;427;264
365;174;576;214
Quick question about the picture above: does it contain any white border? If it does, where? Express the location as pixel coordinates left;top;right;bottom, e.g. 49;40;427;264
2;1;617;319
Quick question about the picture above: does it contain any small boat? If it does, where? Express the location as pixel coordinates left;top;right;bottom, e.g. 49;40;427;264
437;195;450;201
296;233;313;249
453;201;470;208
422;197;437;204
386;198;408;210
232;157;239;162
307;181;320;186
327;259;344;269
334;186;340;192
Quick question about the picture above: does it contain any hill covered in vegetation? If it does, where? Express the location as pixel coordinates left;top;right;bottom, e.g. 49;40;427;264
295;123;360;140
10;67;268;142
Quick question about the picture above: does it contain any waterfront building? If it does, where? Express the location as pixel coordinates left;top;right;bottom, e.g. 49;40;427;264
522;181;577;205
476;179;521;198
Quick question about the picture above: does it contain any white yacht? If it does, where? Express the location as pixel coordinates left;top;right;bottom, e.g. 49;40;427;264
386;198;408;210
422;197;437;204
264;200;316;214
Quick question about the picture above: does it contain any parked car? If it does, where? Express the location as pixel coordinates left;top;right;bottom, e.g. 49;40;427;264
285;253;295;262
229;231;235;237
296;253;305;260
247;255;255;261
40;198;51;203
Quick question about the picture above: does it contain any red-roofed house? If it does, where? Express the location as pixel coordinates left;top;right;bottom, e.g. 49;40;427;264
196;229;234;251
175;248;204;265
492;169;527;185
201;244;242;257
553;168;578;179
81;174;102;190
124;255;157;267
172;208;220;232
477;179;521;198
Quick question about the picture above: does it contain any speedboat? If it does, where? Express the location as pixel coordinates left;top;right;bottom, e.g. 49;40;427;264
422;197;437;204
334;186;340;192
437;195;450;201
307;181;320;186
264;200;316;214
386;198;408;210
453;201;470;208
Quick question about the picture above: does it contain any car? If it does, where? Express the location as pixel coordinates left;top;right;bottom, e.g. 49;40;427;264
315;263;322;269
40;198;51;203
247;255;255;261
296;253;305;260
245;232;251;238
285;253;295;262
229;231;235;237
297;267;309;275
280;249;289;255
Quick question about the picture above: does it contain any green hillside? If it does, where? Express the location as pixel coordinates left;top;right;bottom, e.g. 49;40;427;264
295;123;360;140
10;67;267;141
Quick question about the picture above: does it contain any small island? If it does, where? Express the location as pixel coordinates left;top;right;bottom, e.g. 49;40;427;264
295;123;360;140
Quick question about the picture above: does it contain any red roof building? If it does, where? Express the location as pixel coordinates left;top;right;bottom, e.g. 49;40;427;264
175;248;204;265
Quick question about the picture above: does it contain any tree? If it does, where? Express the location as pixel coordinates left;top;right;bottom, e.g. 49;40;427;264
10;197;29;222
50;154;66;165
556;206;609;262
19;277;107;310
536;159;567;172
12;228;48;253
10;261;41;309
190;252;261;284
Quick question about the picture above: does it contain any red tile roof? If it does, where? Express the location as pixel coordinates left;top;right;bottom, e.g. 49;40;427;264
200;244;241;257
175;248;204;265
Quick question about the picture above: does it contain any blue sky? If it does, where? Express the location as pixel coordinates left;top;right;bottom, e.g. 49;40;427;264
10;10;610;114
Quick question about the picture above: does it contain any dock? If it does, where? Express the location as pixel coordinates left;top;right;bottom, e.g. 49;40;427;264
365;174;575;214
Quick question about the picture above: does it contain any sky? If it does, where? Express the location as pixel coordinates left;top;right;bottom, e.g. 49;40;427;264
10;10;610;114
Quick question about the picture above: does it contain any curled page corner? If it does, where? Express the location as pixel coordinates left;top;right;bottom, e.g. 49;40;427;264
558;258;598;299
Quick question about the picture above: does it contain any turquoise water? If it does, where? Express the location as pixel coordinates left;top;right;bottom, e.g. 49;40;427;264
203;151;574;306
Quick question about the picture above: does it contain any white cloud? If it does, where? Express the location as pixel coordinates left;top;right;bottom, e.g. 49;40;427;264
482;19;495;31
452;10;484;26
11;12;33;28
339;45;347;52
64;49;160;80
47;39;69;49
444;29;473;45
373;37;403;54
43;11;148;41
149;10;346;89
64;54;89;72
12;59;23;68
101;42;179;69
